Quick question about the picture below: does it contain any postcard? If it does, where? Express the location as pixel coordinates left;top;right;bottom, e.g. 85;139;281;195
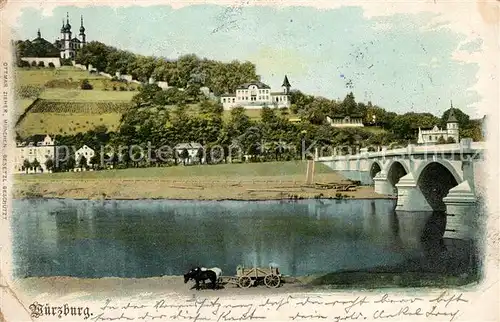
0;0;498;321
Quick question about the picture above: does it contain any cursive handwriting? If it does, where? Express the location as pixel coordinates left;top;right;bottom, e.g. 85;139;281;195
426;306;461;321
429;291;468;308
87;293;469;322
92;312;134;321
374;293;423;304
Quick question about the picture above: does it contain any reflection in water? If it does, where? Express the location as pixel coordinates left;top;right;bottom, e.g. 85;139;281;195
11;199;478;279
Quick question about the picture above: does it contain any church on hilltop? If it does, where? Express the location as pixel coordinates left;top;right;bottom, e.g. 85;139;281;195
220;75;292;110
54;13;87;59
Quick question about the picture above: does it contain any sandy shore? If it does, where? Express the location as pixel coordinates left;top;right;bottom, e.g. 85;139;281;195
10;275;319;302
13;173;388;200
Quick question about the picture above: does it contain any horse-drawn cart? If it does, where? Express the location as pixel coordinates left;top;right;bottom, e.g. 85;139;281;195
222;265;281;288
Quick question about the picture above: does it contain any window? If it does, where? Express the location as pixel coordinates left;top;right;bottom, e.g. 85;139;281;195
232;98;235;103
223;98;226;103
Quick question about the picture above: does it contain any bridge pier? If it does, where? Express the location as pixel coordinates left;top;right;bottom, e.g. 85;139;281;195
443;180;477;240
373;172;394;195
395;173;433;212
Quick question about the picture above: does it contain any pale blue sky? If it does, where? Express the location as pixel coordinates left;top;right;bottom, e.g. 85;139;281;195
14;4;483;117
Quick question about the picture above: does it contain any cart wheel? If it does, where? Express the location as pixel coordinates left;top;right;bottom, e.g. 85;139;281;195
264;274;280;288
238;276;252;288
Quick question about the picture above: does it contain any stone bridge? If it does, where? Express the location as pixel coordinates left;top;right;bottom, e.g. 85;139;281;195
316;138;486;239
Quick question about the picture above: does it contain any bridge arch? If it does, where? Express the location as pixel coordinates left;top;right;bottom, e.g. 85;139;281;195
386;160;409;194
415;160;462;211
369;161;382;179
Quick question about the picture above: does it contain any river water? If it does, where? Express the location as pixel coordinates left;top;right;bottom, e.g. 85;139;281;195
11;198;477;279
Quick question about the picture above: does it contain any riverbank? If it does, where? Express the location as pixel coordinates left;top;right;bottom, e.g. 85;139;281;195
13;173;387;200
10;269;477;302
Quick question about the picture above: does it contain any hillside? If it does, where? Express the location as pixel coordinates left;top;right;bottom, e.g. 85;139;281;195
15;67;136;137
14;67;389;139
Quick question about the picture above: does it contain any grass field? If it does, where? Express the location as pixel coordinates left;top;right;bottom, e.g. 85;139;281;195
16;66;103;86
38;88;136;101
15;161;332;180
16;113;122;137
15;98;36;116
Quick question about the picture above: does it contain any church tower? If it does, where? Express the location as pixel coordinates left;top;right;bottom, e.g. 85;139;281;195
446;101;459;142
79;15;86;47
59;13;73;59
282;75;291;94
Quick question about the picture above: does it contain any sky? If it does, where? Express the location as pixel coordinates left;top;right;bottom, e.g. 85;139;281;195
7;1;499;119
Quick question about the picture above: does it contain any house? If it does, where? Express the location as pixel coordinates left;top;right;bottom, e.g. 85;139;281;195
326;114;364;128
75;145;95;167
221;75;291;110
174;142;203;164
15;135;56;173
417;107;459;145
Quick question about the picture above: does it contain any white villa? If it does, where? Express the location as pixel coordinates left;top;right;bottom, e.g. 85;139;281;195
326;114;364;128
174;142;203;164
75;145;95;166
221;75;292;110
15;135;56;173
418;107;459;145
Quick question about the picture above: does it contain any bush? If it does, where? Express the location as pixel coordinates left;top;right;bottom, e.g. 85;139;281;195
80;79;93;90
37;61;45;67
16;59;30;68
119;86;126;91
48;62;55;68
60;58;72;66
31;61;37;67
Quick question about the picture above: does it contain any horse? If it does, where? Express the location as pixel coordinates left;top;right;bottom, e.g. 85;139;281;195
184;267;222;290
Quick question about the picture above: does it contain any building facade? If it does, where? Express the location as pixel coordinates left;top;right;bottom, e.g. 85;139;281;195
75;145;95;167
174;142;203;164
56;13;87;59
326;115;364;128
417;108;459;145
221;75;291;110
15;135;56;173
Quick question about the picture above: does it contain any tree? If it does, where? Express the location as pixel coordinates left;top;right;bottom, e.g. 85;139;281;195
22;159;31;174
180;148;189;165
341;92;357;115
37;61;45;67
260;106;277;124
78;155;87;170
31;158;40;173
16;39;59;58
196;147;205;164
45;158;54;172
75;41;111;71
90;155;100;169
437;136;446;144
66;156;76;171
48;62;55;68
446;137;456;144
111;153;119;168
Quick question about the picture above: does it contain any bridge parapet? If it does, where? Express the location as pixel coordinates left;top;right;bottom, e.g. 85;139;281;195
316;139;484;162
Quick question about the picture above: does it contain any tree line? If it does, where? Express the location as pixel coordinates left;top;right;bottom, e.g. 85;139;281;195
74;41;259;97
40;86;483;171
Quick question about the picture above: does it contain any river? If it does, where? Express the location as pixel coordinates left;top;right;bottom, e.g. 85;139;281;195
11;198;478;279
